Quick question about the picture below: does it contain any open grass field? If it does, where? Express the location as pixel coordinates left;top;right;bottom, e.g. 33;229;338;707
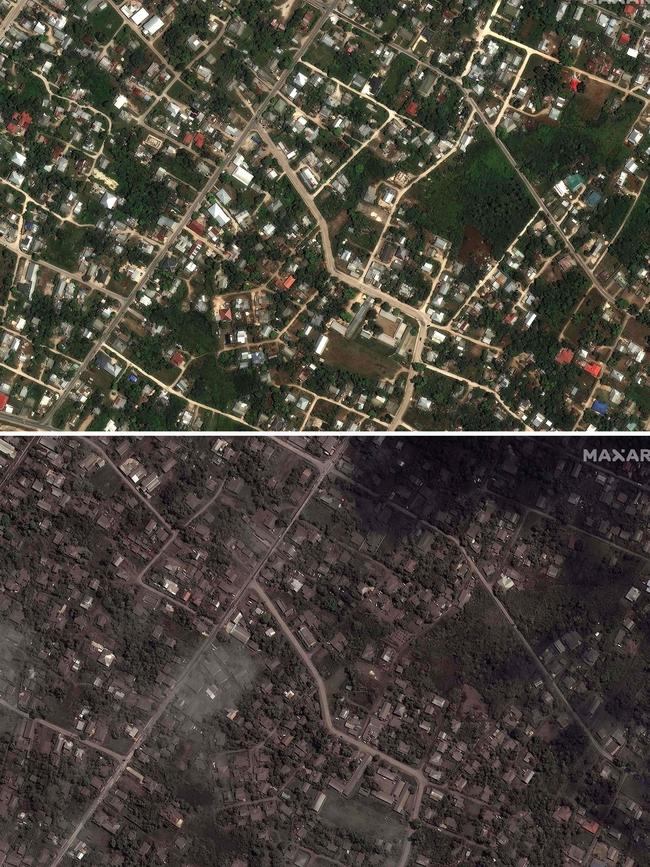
86;3;122;44
318;790;407;845
323;331;403;381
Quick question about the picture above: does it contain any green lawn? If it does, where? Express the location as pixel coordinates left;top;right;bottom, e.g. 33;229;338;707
86;4;122;43
377;54;416;108
305;31;382;84
43;222;87;272
407;126;536;259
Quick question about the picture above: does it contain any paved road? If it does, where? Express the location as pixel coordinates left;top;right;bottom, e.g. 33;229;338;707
461;93;622;306
312;0;631;308
0;436;33;489
48;619;227;866
87;439;173;530
256;126;498;354
256;566;503;864
48;437;346;865
371;495;616;764
253;439;624;867
257;126;520;430
44;0;341;428
0;697;126;762
104;0;174;69
0;411;55;432
297;448;618;768
458;538;614;761
0;0;26;39
98;344;256;430
252;581;424;867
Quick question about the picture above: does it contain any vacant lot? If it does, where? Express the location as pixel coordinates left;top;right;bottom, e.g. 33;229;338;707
407;589;536;716
319;790;407;845
407;127;536;259
507;513;647;645
323;332;403;381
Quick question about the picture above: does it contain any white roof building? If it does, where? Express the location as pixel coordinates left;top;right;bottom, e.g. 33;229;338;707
120;2;140;18
232;165;254;187
142;14;164;36
208;202;231;226
131;7;149;25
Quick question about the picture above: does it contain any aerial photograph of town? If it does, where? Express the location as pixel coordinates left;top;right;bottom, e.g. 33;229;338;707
0;434;649;867
0;0;650;864
0;0;647;433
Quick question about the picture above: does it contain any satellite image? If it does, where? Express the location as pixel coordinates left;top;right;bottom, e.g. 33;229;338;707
0;434;649;866
0;0;649;864
0;0;647;433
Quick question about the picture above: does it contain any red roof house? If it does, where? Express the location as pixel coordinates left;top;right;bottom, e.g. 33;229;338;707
405;101;418;117
7;111;32;135
193;132;205;148
182;132;193;146
555;348;574;365
188;219;206;236
580;819;600;835
170;351;184;367
619;32;632;45
583;362;602;377
0;394;7;411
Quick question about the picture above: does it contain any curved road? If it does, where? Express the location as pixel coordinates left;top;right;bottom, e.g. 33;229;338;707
252;581;425;867
311;0;632;309
48;438;346;865
255;125;524;432
43;0;342;428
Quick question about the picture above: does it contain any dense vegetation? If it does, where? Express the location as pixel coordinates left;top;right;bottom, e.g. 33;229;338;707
377;54;416;108
408;590;536;717
611;183;650;274
406;127;536;259
107;130;173;230
0;67;47;119
410;371;521;431
188;355;260;412
494;268;589;428
0;248;16;305
160;2;210;68
590;193;632;238
317;151;393;220
504;94;642;189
